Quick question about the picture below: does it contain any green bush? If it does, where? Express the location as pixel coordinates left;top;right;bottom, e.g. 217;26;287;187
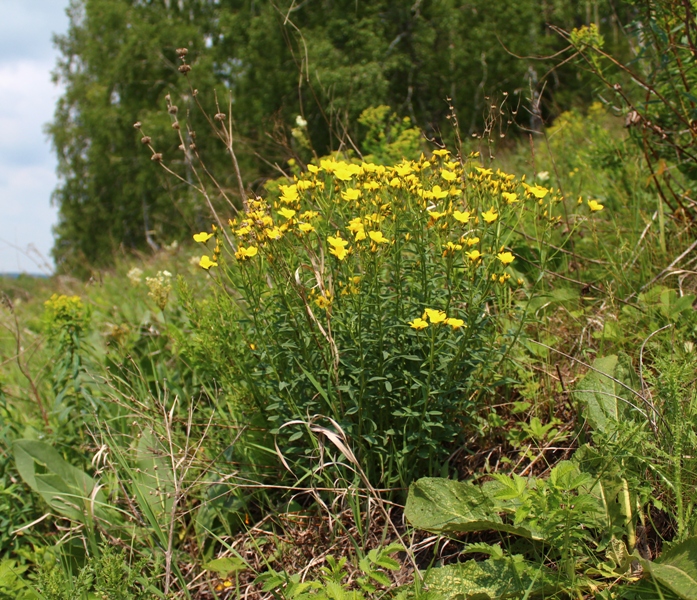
180;151;601;489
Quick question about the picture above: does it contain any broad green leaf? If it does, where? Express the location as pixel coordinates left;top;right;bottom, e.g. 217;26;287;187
204;557;248;577
423;557;556;599
13;439;110;524
640;536;697;600
572;354;641;434
405;477;544;539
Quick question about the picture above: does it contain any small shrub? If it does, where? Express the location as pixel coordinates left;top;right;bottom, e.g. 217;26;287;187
183;151;594;488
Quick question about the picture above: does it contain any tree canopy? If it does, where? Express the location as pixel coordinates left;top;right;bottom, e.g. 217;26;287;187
50;0;629;273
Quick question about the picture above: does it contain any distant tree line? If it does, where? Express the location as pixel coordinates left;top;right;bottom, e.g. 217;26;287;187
49;0;632;274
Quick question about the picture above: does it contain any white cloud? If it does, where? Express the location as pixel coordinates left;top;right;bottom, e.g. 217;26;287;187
0;1;69;274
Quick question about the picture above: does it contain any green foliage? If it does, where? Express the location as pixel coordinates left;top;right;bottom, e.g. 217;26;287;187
357;106;423;165
564;0;697;220
181;152;578;488
256;544;403;599
33;543;160;600
422;555;556;600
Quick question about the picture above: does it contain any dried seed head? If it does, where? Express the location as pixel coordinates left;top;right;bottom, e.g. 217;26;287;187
178;144;185;150
151;153;163;162
168;105;178;115
178;64;191;74
176;47;188;58
189;143;197;150
133;121;142;129
172;121;180;130
214;112;226;121
140;136;152;145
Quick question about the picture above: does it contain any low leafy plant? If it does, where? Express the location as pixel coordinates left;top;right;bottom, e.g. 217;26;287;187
256;543;404;599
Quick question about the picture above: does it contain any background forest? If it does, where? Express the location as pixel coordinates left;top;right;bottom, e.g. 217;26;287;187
2;0;697;598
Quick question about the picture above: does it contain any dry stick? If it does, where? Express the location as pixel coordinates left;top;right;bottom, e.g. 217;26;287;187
549;25;694;130
167;93;239;215
182;74;248;210
624;236;697;303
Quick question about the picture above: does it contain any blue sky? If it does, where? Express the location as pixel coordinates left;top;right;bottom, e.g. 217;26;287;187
0;1;70;273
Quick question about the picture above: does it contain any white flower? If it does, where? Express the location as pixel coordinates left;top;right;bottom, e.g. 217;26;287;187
537;170;550;182
295;115;308;128
127;267;143;286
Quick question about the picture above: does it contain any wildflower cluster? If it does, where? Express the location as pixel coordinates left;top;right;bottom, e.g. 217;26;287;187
43;294;89;342
188;150;595;486
145;270;172;311
410;308;464;331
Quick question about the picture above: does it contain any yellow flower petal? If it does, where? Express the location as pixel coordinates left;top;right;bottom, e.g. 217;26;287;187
409;317;429;330
199;255;218;269
193;232;214;243
482;208;498;223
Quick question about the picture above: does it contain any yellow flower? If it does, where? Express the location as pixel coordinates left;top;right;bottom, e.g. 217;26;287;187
588;199;604;212
354;229;366;241
320;158;337;172
315;294;333;309
465;236;480;246
441;169;457;182
341;187;361;201
496;251;515;265
424;308;447;324
475;167;493;176
328;234;349;249
265;226;283;240
307;164;320;174
529;185;549;199
193;232;214;243
334;168;354;181
298;223;315;234
432;149;450;158
482;208;499;223
235;246;258;260
368;230;389;244
300;210;319;220
409;317;429;330
428;209;446;220
279;184;299;203
445;317;464;330
393;162;413;177
502;192;518;204
348;217;363;232
431;185;448;199
444;241;462;254
466;249;482;261
278;207;296;220
328;234;349;260
453;210;471;223
199;255;218;269
329;246;349;261
363;180;380;191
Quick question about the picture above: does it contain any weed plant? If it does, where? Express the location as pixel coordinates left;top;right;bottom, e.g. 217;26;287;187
176;150;603;491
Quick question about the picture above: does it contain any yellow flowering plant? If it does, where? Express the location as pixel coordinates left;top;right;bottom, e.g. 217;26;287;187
184;152;577;488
